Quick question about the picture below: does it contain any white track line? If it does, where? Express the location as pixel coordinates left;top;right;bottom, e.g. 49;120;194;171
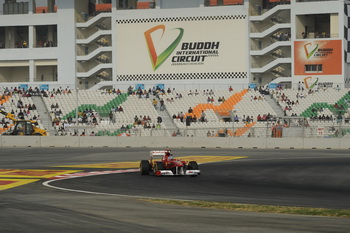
43;156;349;199
42;168;196;201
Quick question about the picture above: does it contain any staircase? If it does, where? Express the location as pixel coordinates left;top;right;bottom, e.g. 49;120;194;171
264;94;284;117
154;97;178;135
32;96;56;136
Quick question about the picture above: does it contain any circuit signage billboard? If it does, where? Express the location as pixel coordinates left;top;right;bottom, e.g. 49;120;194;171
116;16;247;77
294;40;342;75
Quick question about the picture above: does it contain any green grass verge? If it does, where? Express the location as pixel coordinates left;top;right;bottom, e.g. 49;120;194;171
140;199;350;218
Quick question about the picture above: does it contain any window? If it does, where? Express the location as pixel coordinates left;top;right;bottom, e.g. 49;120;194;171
25;122;34;135
305;64;323;73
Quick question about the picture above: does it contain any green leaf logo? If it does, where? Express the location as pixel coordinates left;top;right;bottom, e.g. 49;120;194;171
304;76;319;89
304;42;319;59
145;25;184;71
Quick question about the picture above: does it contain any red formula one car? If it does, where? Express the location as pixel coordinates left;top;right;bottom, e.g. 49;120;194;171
140;150;200;177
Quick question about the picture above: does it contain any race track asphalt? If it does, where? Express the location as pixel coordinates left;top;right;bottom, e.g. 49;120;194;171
0;148;349;233
50;156;350;209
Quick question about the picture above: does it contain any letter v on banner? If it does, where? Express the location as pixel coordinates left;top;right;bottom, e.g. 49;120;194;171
144;25;184;71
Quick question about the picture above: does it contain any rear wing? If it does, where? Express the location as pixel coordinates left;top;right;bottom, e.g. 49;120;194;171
150;150;171;160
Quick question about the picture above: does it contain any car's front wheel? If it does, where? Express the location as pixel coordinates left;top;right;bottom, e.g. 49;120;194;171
187;161;199;177
188;161;199;170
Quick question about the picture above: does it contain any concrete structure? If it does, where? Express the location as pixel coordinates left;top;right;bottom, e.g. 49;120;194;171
0;0;349;91
0;135;349;149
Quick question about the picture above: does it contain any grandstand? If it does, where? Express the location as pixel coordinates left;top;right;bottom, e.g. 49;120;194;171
0;91;44;132
1;85;349;139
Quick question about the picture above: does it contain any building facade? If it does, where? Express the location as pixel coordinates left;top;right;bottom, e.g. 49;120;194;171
250;0;350;90
0;0;349;91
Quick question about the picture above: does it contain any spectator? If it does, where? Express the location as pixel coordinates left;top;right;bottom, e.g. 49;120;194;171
120;125;127;131
160;99;165;111
157;116;162;123
109;111;113;122
152;98;158;109
257;114;261;121
200;110;206;122
207;131;211;137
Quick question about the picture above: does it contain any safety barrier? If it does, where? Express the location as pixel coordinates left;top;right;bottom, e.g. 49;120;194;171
0;136;349;149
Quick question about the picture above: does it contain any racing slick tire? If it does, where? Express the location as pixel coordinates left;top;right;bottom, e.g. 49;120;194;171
140;160;150;175
188;161;199;177
188;161;199;170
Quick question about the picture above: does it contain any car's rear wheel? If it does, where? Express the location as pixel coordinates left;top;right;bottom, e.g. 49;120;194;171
140;160;150;175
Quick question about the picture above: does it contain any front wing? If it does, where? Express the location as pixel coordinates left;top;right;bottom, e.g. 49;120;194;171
155;169;201;176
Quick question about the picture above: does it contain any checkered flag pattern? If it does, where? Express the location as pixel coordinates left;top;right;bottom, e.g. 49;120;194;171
117;15;246;24
117;72;247;81
344;3;350;63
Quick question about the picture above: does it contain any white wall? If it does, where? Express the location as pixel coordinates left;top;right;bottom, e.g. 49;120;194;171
0;66;30;82
36;65;57;81
56;0;78;88
160;0;200;9
1;136;349;149
0;67;11;82
12;67;29;82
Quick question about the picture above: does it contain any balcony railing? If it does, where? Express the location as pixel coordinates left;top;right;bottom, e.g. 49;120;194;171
1;3;58;15
296;0;335;2
205;0;243;7
250;0;290;16
296;32;339;39
117;1;156;10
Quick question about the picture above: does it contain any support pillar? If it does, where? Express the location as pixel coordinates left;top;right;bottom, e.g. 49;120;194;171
29;60;36;82
5;27;15;48
29;0;35;14
47;0;55;13
29;25;35;48
47;25;54;43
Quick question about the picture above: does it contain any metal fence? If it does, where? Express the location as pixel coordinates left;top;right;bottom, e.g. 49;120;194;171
55;124;350;138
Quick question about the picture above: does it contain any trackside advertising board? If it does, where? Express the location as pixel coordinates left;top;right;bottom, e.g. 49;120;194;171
116;16;247;77
294;40;342;75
